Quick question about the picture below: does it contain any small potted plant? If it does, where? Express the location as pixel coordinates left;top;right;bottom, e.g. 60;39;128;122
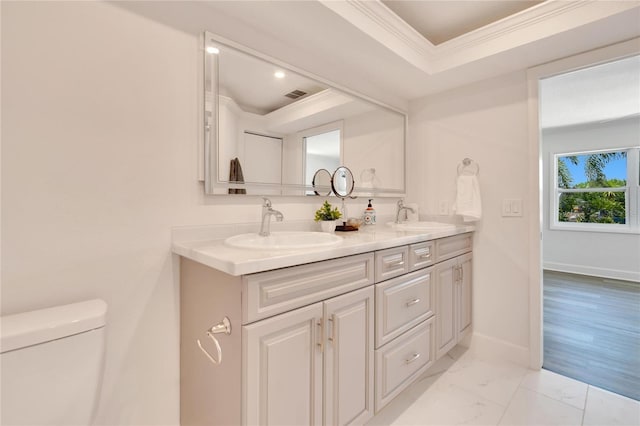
314;200;342;233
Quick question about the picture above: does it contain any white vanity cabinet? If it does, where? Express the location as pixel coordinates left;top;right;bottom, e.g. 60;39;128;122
178;231;472;426
434;234;473;359
180;252;375;426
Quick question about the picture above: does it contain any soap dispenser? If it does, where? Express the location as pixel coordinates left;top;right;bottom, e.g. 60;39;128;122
364;199;376;225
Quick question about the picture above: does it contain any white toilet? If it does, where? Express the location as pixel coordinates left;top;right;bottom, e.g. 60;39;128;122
1;299;107;425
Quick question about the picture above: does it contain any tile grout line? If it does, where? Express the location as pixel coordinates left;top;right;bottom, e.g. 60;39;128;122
581;385;590;425
494;370;536;425
513;376;591;424
493;372;529;426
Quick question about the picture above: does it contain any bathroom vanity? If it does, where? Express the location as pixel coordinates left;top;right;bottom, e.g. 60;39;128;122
174;227;473;426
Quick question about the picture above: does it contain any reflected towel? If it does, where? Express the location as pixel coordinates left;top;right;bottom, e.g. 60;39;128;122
453;175;482;222
228;157;246;194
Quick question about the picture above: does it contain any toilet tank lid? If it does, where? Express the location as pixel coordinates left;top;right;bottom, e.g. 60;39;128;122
1;299;107;353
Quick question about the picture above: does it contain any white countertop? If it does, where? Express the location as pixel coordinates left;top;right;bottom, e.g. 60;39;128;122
172;223;475;276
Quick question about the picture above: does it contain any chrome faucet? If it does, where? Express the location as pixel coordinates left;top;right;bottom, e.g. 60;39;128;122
259;198;284;236
395;199;415;224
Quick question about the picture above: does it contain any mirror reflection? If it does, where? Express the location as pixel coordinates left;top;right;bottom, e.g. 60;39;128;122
332;166;355;198
204;32;406;196
312;169;332;197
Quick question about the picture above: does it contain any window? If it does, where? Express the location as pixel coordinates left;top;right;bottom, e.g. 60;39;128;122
552;147;640;232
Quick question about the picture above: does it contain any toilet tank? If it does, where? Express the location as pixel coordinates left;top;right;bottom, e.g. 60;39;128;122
1;299;107;426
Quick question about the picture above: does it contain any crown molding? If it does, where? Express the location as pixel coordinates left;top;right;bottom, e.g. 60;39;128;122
432;0;640;72
319;0;435;73
320;0;640;74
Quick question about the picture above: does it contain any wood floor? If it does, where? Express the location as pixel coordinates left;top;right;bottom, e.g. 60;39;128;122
543;270;640;401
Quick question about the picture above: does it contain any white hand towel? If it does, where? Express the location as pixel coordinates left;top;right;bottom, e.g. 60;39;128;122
454;175;482;222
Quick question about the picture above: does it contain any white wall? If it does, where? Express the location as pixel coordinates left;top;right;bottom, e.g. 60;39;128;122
2;3;197;424
542;117;640;281
408;71;532;360
344;108;405;192
1;2;399;424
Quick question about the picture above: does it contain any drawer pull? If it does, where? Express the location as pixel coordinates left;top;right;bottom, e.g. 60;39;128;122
385;260;405;269
415;248;431;259
405;353;421;364
327;315;336;343
317;320;324;351
405;298;421;307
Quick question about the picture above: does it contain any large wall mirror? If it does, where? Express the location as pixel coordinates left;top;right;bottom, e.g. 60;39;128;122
203;32;406;196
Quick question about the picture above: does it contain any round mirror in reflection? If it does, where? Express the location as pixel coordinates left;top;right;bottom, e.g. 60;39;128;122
331;166;355;198
312;169;333;196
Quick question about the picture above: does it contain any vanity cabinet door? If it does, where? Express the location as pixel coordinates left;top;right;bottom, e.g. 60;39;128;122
457;253;473;339
435;257;458;359
435;253;473;360
243;303;323;426
324;287;374;426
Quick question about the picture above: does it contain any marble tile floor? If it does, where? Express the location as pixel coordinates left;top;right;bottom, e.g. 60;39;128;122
366;346;640;426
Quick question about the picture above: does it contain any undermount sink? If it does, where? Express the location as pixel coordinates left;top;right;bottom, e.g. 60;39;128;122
225;231;343;250
387;221;457;232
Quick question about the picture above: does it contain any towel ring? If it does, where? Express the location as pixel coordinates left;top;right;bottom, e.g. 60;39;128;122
457;158;479;176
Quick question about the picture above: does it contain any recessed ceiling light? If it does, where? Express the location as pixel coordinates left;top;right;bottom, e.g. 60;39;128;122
206;46;220;54
274;71;286;79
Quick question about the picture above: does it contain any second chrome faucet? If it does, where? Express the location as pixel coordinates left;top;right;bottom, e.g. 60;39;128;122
259;198;284;236
395;199;416;224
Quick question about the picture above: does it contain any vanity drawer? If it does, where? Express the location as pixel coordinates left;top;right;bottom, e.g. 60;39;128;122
375;318;434;412
242;252;374;324
375;267;434;348
409;241;434;271
435;233;472;263
375;246;409;283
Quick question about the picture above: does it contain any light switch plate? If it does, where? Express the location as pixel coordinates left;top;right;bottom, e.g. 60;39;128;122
502;199;523;217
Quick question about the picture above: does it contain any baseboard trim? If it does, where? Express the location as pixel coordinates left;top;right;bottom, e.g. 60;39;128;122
543;262;640;283
463;332;530;368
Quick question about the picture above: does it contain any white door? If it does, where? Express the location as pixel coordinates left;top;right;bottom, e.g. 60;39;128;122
243;132;282;185
323;287;374;426
243;303;323;426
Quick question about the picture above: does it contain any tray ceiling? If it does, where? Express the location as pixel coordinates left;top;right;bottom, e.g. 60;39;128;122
114;1;640;108
381;0;543;45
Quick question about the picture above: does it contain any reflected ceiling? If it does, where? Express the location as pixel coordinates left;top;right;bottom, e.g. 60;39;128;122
218;46;325;114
